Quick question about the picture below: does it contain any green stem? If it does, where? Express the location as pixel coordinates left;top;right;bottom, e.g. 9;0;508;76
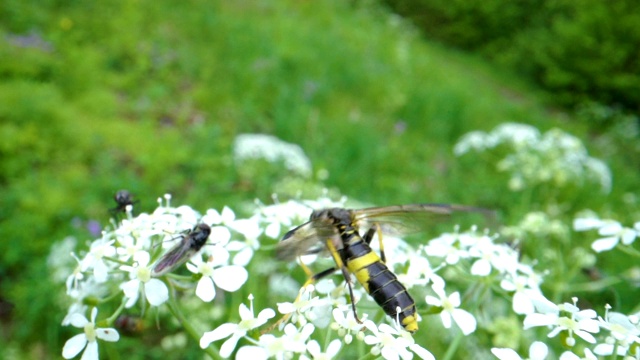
564;277;622;293
104;298;128;326
441;331;463;360
103;256;131;266
616;244;640;258
166;281;220;359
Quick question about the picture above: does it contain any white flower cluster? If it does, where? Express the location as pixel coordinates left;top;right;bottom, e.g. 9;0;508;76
197;221;553;360
200;291;436;360
58;195;260;360
233;133;313;178
59;193;638;359
454;123;612;192
494;299;640;360
574;216;640;253
491;213;640;359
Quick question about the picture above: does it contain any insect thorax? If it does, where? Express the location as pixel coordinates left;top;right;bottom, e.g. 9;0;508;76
311;208;355;228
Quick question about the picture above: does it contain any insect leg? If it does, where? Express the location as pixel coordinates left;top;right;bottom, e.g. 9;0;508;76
325;239;364;324
363;223;387;264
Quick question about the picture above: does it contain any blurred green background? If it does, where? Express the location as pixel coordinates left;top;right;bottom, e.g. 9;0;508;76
1;0;639;358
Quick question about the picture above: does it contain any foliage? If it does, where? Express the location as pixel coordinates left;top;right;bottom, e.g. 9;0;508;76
0;0;639;358
383;0;640;114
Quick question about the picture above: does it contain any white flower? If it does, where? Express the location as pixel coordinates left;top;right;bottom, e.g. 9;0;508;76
364;321;435;360
200;294;276;357
591;221;637;253
62;308;119;359
186;255;248;302
80;239;116;283
282;322;315;353
119;251;169;308
399;254;445;289
301;339;342;360
524;298;599;345
500;274;547;315
331;307;368;344
491;341;549;360
467;234;515;276
573;218;605;232
591;308;640;357
559;348;597;360
235;324;314;360
425;285;477;335
277;285;323;327
226;218;263;266
598;310;640;343
233;133;313;178
202;206;236;226
423;232;469;265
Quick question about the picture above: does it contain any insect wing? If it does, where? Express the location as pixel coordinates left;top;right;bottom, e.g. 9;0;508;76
353;204;492;236
152;241;195;275
275;220;337;261
152;224;211;276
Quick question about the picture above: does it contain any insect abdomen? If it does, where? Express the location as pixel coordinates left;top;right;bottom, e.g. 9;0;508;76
345;240;418;332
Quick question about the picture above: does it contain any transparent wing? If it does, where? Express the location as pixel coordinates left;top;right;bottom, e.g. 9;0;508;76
153;241;194;275
353;203;493;236
275;220;337;261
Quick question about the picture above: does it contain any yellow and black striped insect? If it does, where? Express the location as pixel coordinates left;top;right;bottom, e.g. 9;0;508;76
276;204;489;333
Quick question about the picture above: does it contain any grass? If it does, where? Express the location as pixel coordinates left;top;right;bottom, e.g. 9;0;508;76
1;0;639;358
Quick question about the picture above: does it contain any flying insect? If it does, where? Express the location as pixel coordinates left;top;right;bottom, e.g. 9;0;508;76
110;190;141;222
153;223;211;276
276;203;490;333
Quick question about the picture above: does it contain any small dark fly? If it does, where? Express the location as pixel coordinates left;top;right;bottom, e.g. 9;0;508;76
276;203;491;333
110;190;137;214
153;223;211;276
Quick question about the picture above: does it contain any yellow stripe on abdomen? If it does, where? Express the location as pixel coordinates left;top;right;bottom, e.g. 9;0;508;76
347;251;380;293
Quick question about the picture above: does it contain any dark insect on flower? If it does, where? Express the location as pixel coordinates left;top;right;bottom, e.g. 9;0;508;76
153;223;212;276
112;190;135;213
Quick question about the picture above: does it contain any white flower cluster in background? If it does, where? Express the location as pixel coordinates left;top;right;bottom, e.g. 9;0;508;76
574;215;639;253
233;133;313;178
454;123;612;192
491;212;640;359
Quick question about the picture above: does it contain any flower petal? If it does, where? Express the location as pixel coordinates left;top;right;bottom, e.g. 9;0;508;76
452;309;476;335
196;277;216;302
80;341;98;360
67;313;89;328
200;323;238;348
470;259;491;276
233;247;254;267
491;348;521;360
529;341;548;359
220;334;242;358
96;328;120;342
213;265;248;292
236;345;269;360
573;218;604;231
409;343;435;360
512;292;535;315
257;308;276;323
144;279;169;306
210;226;231;245
381;345;400;360
326;339;342;357
62;334;87;359
591;237;618;252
